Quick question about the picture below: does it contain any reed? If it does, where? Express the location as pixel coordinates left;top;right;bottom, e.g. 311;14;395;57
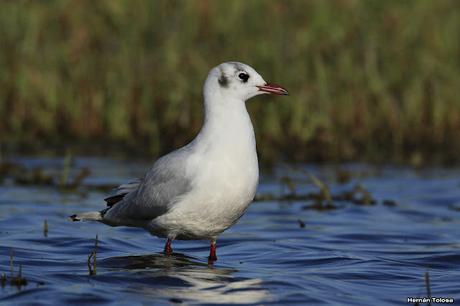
87;235;99;276
43;219;48;237
0;1;459;164
0;249;28;288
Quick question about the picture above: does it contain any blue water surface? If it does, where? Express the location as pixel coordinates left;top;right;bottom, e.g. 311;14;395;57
0;157;459;305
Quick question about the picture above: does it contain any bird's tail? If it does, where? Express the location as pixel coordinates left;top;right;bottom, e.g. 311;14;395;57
68;211;102;222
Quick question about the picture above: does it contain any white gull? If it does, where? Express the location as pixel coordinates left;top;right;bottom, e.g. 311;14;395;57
70;61;288;262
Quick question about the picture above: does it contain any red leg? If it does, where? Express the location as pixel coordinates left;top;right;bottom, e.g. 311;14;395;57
164;238;173;255
208;240;217;263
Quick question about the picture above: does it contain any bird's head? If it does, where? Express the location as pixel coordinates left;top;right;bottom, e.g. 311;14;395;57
205;62;288;102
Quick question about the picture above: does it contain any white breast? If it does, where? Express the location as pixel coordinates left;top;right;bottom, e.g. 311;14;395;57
149;100;259;240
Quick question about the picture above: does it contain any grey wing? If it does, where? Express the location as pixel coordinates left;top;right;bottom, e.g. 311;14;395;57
102;150;192;223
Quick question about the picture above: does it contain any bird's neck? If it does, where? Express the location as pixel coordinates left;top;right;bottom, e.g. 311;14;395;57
196;90;256;152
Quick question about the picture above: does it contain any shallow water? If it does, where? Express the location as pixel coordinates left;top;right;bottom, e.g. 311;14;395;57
1;157;459;305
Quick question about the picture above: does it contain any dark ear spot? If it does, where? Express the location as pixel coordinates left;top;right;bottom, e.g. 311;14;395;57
218;74;229;87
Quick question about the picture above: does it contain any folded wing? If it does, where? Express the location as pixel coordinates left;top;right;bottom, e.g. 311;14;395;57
102;149;193;224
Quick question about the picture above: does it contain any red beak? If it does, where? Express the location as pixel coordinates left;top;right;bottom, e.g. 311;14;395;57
257;83;289;95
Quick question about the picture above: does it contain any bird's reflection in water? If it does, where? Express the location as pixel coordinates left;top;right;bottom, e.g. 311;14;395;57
101;252;207;270
100;253;271;304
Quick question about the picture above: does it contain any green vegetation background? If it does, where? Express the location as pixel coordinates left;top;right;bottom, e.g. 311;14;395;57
1;0;459;164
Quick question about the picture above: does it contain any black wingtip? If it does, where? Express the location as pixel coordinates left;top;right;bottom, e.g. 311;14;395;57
68;214;80;222
104;193;128;207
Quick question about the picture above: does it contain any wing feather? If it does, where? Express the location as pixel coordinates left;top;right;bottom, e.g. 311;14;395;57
102;148;193;223
104;178;142;207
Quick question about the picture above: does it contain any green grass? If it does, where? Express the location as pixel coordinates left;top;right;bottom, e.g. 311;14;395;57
1;0;459;165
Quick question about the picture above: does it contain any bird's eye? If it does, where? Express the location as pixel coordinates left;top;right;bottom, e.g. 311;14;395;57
238;72;249;83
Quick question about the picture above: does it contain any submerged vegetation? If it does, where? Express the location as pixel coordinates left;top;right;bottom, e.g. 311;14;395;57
255;170;384;210
0;1;459;164
0;157;391;212
0;155;90;189
1;250;28;289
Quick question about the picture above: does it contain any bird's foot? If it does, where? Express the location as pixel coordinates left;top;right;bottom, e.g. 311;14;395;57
208;241;217;264
207;255;217;265
164;238;173;255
